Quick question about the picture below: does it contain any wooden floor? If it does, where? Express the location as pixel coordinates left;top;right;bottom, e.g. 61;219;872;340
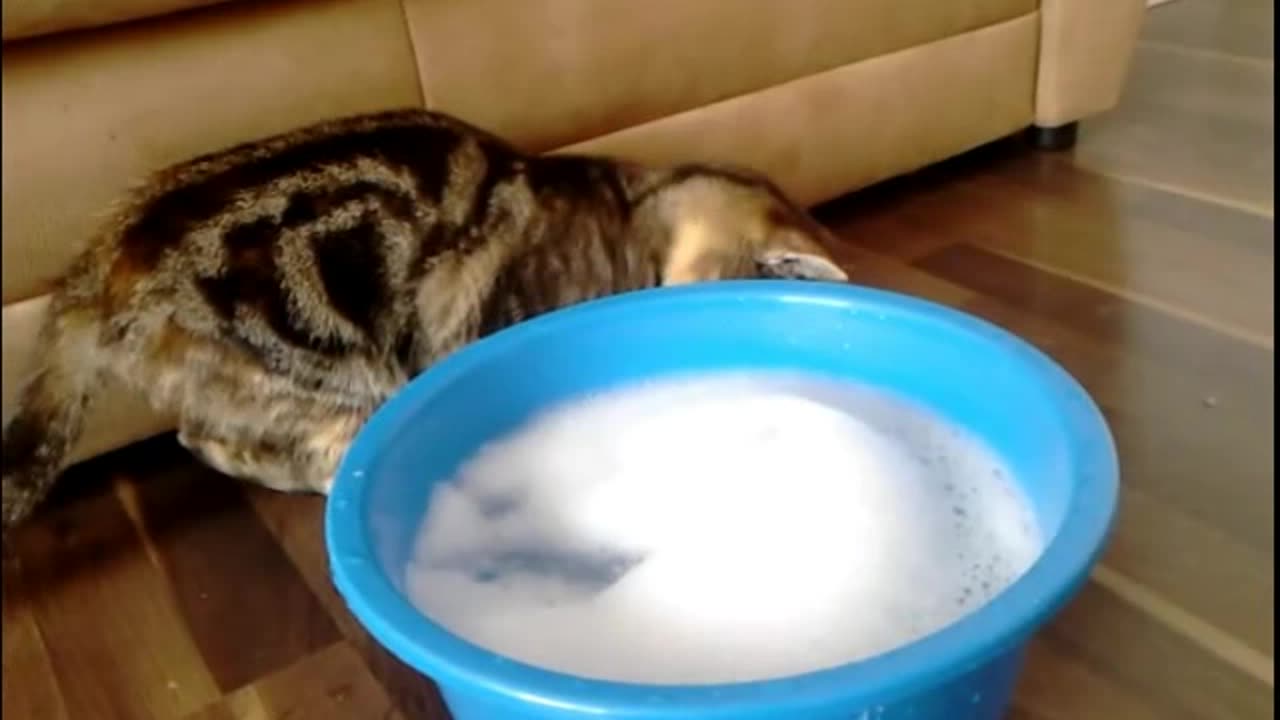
3;1;1273;718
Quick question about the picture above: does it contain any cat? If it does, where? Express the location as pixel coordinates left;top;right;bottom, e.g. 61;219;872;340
1;107;848;532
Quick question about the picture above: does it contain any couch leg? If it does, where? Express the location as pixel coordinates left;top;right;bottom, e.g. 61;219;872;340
1026;122;1079;151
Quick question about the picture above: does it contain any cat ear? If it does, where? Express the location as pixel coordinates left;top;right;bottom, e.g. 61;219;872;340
756;246;848;282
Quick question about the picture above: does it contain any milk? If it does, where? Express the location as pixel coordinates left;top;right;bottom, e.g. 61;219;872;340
405;373;1043;684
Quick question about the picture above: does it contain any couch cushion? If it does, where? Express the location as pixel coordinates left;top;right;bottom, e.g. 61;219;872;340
1;0;423;305
402;0;1036;151
563;14;1038;208
2;0;235;42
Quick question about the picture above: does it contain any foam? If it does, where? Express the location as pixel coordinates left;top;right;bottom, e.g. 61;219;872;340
405;373;1043;684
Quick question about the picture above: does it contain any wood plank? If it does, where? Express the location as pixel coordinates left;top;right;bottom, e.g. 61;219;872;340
183;642;403;720
247;490;453;719
118;437;343;693
2;558;70;720
1075;42;1274;215
1045;580;1274;719
1142;0;1274;61
1104;485;1273;657
3;457;221;719
914;243;1273;393
181;702;237;720
1012;634;1167;720
982;156;1273;344
830;148;1276;343
1099;394;1272;538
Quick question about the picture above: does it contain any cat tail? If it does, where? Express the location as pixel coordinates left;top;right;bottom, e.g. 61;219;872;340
2;303;108;533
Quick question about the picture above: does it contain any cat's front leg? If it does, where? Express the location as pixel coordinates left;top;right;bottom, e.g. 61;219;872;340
177;414;356;495
176;419;304;492
298;413;368;495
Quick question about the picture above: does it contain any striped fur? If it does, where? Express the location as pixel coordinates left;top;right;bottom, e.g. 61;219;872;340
2;108;847;532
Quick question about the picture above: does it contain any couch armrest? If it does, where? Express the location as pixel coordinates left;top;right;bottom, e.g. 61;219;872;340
1035;0;1147;127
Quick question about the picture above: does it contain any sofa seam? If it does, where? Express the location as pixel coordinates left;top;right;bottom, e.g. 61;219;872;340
394;0;434;110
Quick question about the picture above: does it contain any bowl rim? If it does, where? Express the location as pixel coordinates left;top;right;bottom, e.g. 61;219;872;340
325;280;1119;716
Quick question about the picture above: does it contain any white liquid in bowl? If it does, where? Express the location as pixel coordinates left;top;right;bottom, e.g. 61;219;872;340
405;373;1043;684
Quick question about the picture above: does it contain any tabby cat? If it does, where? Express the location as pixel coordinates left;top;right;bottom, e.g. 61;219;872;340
1;108;847;531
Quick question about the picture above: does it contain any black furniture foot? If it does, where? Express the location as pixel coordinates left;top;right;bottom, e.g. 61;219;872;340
1026;122;1078;151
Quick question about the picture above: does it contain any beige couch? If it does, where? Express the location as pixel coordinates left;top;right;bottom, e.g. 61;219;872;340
1;0;1146;466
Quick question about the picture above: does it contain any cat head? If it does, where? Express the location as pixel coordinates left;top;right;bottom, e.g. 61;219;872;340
643;164;848;286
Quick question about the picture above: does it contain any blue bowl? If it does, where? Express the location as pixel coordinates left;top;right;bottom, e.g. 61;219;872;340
326;281;1118;720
